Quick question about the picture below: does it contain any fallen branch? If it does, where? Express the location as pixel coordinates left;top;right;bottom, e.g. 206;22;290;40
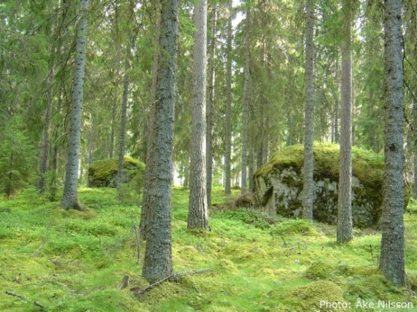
5;291;44;309
130;268;212;296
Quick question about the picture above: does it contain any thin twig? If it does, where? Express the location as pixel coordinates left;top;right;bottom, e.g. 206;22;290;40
5;291;44;309
130;269;212;295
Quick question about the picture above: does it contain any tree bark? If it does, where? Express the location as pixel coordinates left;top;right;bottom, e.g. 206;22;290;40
337;0;353;243
188;0;209;229
241;7;250;194
60;0;88;211
379;0;405;286
206;3;216;209
117;49;130;198
109;91;117;159
140;6;161;240
303;0;315;220
142;0;179;284
37;68;53;194
224;0;232;195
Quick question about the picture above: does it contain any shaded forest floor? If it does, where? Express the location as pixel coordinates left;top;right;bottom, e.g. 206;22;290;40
1;187;417;311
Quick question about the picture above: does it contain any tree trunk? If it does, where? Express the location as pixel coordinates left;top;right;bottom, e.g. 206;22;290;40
188;0;209;230
109;92;117;159
241;7;250;194
414;101;417;198
337;0;353;243
37;68;53;193
117;51;130;198
303;0;314;220
224;0;232;195
142;0;179;284
379;0;405;286
206;3;216;209
60;0;88;211
140;7;161;240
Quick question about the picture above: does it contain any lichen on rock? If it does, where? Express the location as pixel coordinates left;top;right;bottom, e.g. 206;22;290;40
254;142;389;228
87;157;145;188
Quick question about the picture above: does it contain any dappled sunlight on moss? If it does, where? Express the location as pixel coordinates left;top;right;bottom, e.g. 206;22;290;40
1;187;416;311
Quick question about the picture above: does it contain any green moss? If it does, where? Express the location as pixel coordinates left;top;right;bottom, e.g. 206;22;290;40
305;260;335;280
88;156;145;187
271;219;320;236
255;142;384;188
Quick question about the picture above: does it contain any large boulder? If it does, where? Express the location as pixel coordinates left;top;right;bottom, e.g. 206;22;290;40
87;157;145;188
253;143;386;228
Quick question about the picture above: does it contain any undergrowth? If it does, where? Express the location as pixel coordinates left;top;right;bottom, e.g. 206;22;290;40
0;186;416;311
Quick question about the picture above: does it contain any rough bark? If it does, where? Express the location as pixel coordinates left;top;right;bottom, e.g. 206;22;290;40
60;0;88;211
414;101;417;198
241;7;250;194
188;0;209;230
206;3;216;209
140;7;161;240
37;68;53;193
142;0;179;283
109;94;117;159
303;0;315;220
379;0;405;286
337;0;353;243
117;52;130;198
224;0;232;195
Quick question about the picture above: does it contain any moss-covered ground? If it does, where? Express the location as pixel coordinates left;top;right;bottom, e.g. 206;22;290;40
1;186;416;311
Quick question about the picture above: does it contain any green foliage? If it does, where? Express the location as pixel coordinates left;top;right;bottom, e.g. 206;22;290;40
0;117;37;199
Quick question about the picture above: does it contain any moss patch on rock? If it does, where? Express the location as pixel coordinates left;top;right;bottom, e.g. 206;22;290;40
87;157;145;188
254;142;394;228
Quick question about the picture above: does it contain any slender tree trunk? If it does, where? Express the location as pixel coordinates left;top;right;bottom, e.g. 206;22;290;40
142;0;179;283
109;92;117;159
37;68;53;193
337;0;353;243
303;0;315;220
241;7;250;194
61;0;88;211
414;102;417;198
334;60;340;144
379;0;405;286
117;51;130;198
140;7;161;240
224;0;232;195
206;3;216;209
188;0;209;229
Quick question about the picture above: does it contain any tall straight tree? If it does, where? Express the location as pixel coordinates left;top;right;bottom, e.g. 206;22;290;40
240;6;251;194
140;5;161;240
116;50;130;198
224;0;233;195
188;0;209;230
379;0;405;286
142;0;179;283
206;3;217;209
61;0;89;210
337;0;353;243
303;0;315;220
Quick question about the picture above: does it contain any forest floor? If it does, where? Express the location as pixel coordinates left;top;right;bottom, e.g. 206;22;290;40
0;186;417;311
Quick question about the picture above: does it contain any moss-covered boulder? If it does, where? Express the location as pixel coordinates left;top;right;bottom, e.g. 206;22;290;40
87;157;145;188
254;143;385;228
